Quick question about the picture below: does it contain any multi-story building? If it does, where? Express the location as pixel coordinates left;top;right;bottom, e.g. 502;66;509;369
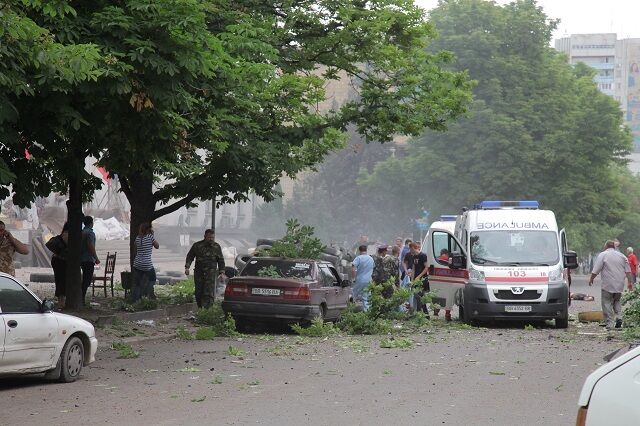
555;33;640;154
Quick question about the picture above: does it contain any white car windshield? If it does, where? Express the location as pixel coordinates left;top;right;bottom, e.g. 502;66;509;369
470;231;559;266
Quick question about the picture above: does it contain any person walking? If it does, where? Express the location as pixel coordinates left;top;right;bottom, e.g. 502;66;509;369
47;223;69;309
404;242;429;315
627;247;638;286
80;216;100;305
589;240;633;329
131;222;159;302
0;220;30;276
351;244;374;310
185;229;225;308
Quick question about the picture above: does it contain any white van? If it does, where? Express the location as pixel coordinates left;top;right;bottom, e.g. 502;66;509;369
426;201;578;328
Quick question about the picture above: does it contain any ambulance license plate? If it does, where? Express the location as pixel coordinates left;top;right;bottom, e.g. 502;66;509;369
505;305;532;313
252;288;280;296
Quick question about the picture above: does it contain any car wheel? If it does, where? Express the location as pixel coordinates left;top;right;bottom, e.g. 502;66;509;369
59;336;84;383
234;317;248;333
555;313;569;329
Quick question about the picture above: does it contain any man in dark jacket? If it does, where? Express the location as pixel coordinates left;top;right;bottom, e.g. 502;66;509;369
185;229;225;308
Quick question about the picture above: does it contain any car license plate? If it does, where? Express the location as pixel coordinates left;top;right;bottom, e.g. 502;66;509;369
251;288;280;296
505;305;532;313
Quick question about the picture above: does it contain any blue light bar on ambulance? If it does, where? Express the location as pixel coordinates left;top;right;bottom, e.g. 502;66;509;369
474;200;539;209
439;215;457;221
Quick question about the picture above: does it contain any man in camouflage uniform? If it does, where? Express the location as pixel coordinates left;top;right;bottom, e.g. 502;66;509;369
0;220;30;276
185;229;225;308
372;245;400;298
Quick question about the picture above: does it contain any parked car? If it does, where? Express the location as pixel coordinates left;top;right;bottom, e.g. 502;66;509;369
576;343;640;425
222;257;353;328
0;273;98;382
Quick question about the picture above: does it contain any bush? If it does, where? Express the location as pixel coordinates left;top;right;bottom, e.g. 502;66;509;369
170;278;195;304
337;307;393;335
156;278;195;305
623;286;640;327
336;278;435;335
195;302;239;337
265;218;324;259
176;326;194;340
291;319;338;337
195;327;216;340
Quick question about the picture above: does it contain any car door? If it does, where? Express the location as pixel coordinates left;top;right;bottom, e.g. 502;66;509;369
330;266;351;312
318;265;338;318
0;276;59;372
427;228;468;310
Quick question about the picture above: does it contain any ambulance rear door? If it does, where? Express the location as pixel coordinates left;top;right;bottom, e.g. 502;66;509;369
427;228;468;310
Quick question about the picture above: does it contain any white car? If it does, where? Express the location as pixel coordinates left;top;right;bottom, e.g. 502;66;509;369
576;344;640;425
0;273;98;382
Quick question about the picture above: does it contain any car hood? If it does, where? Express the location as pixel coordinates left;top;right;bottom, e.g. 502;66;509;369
52;312;96;337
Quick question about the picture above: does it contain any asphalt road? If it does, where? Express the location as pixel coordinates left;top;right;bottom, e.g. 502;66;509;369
0;275;627;426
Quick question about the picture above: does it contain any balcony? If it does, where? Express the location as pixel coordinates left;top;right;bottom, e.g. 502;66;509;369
593;75;614;84
587;62;615;70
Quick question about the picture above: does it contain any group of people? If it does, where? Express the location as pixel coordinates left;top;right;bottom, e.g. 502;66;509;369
46;218;159;308
351;237;451;320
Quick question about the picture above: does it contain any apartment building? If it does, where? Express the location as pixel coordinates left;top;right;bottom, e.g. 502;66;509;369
555;33;640;151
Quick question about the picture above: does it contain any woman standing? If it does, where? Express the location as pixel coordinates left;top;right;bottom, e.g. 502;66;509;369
48;223;69;309
131;222;159;302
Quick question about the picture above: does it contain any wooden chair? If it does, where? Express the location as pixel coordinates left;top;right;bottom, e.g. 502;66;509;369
92;252;117;297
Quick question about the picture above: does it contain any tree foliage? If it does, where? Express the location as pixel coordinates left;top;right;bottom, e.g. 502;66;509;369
361;0;633;253
267;219;325;260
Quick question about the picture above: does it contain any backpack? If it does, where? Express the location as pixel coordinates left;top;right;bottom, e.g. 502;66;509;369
371;255;387;283
46;235;66;256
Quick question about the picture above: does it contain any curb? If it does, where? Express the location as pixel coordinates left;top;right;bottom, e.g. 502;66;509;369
95;302;198;326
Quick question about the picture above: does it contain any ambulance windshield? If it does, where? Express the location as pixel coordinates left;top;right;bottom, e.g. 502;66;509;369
470;231;559;266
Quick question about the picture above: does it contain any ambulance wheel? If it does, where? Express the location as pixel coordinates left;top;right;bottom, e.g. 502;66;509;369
461;303;472;324
555;316;568;329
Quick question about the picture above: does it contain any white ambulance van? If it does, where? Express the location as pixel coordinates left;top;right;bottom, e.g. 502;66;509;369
426;201;578;328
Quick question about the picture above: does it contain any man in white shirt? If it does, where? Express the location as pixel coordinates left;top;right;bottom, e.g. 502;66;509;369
589;240;633;329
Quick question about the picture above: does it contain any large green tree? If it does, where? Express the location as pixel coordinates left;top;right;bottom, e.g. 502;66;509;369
362;0;632;252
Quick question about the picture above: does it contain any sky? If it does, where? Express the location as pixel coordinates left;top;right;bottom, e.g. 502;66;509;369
415;0;640;41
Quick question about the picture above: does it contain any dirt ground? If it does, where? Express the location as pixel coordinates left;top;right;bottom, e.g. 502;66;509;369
0;276;630;426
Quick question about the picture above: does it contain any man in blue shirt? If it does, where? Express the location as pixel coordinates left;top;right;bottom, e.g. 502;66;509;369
80;216;100;305
351;244;374;310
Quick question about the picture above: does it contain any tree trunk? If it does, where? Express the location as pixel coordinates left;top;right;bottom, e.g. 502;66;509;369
127;173;156;268
65;173;84;310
